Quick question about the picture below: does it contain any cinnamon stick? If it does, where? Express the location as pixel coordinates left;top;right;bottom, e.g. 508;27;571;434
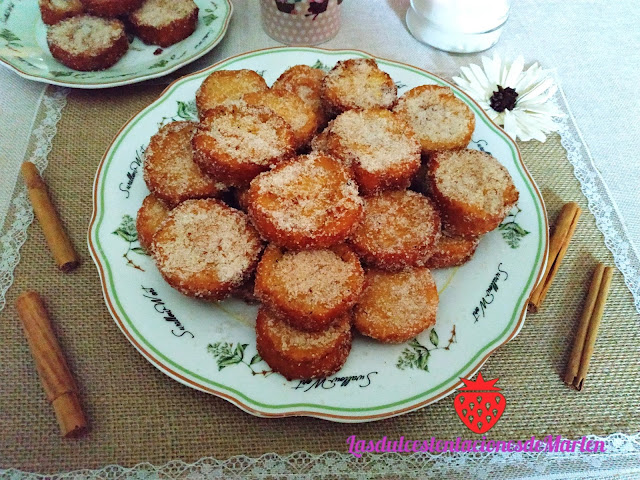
564;264;613;390
21;162;79;272
528;202;581;312
15;291;87;437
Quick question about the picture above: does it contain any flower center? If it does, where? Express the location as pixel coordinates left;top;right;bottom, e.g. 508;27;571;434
489;86;518;113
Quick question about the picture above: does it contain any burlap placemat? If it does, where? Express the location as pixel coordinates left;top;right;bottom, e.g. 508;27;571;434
1;85;639;474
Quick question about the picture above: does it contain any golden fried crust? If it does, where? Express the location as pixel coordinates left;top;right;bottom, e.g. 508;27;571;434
393;85;475;153
129;0;198;47
247;153;364;249
39;0;84;25
272;64;330;129
80;0;143;17
242;89;318;150
349;190;441;270
254;244;364;332
47;15;128;71
143;121;227;207
322;58;397;115
151;199;263;300
195;70;268;117
354;268;438;343
256;307;352;380
425;234;480;269
136;194;170;252
192;104;295;188
426;149;519;237
325;109;421;195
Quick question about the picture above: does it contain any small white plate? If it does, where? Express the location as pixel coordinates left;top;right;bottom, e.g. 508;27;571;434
88;47;548;422
0;0;232;88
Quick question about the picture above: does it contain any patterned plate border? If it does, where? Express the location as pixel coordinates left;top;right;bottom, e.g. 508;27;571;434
0;0;233;88
88;47;549;422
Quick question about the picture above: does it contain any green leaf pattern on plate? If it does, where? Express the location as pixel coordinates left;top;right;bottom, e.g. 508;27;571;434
207;342;272;376
202;2;219;26
112;214;148;271
0;28;21;52
499;205;530;249
396;326;457;372
310;59;330;72
150;59;169;69
157;100;198;127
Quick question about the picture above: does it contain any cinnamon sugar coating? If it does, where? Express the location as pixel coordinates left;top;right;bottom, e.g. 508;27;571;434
426;149;518;237
325;109;421;195
136;194;169;252
354;267;438;343
248;152;363;249
322;58;397;114
192;104;295;187
394;85;475;153
196;70;268;117
349;190;441;270
151;199;263;300
143;121;226;207
256;307;352;380
46;15;128;71
129;0;198;47
254;244;364;332
425;233;480;269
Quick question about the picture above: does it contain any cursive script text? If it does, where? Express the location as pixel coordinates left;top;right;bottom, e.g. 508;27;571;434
293;372;378;392
141;286;194;339
472;263;509;322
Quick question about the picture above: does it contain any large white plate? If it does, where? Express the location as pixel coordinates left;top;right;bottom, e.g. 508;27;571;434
0;0;232;88
88;47;548;422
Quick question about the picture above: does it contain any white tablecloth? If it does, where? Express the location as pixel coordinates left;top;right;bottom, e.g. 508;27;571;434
0;71;45;229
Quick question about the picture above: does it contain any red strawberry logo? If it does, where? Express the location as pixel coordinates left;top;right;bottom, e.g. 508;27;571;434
454;372;506;434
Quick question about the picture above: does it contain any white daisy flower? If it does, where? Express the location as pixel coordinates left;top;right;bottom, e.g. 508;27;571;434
452;55;564;142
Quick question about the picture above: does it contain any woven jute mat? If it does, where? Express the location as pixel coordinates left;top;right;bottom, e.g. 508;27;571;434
1;85;639;474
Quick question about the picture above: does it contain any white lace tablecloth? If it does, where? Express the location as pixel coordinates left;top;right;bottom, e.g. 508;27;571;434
1;0;639;478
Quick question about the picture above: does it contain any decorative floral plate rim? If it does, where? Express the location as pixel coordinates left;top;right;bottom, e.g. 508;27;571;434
88;47;549;422
0;0;232;89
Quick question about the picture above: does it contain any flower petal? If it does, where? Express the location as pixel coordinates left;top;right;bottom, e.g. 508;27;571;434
470;63;491;92
481;55;501;86
504;56;525;88
454;55;561;142
502;109;520;140
518;77;555;104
